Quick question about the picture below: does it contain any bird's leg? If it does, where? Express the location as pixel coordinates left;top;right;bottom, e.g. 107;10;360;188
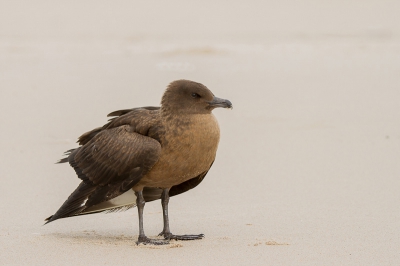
135;190;168;245
158;188;204;241
159;188;171;236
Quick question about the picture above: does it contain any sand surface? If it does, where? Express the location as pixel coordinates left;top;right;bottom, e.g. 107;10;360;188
1;1;400;265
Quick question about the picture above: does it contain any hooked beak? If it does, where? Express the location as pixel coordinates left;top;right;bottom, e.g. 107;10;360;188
207;96;233;109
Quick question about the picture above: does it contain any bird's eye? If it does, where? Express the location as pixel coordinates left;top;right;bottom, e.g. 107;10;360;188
191;93;200;98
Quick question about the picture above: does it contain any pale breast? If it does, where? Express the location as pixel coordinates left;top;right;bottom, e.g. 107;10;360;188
136;114;220;188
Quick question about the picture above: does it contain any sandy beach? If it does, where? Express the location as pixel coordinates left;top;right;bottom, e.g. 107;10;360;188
1;1;400;265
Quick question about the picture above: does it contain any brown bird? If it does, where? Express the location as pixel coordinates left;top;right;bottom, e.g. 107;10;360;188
45;80;232;245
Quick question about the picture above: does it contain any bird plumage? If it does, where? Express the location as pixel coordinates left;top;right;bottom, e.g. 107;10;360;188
45;80;232;244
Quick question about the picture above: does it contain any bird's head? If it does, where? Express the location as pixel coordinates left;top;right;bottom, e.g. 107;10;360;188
161;80;232;115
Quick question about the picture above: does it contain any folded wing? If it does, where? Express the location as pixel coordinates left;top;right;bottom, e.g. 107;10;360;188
46;124;161;223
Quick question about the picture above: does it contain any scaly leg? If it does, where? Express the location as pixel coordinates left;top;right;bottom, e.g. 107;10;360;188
158;188;204;241
135;190;168;245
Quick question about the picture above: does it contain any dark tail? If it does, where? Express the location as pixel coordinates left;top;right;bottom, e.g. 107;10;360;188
44;181;96;224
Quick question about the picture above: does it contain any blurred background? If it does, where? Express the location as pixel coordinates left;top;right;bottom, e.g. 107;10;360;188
1;1;399;265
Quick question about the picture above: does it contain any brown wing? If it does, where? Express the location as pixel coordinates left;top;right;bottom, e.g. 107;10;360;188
73;125;160;186
169;167;211;197
46;123;161;224
75;106;161;146
107;106;160;117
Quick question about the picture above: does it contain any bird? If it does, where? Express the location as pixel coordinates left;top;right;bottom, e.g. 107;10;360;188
45;79;232;245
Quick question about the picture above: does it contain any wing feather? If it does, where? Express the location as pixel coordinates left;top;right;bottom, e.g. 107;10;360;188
46;122;161;223
74;125;160;186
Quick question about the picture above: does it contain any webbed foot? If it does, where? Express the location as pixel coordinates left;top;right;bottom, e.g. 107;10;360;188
136;235;169;245
158;231;204;241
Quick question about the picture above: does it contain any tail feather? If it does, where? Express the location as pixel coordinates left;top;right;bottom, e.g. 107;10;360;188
45;188;139;224
44;181;204;224
79;189;137;215
44;182;97;224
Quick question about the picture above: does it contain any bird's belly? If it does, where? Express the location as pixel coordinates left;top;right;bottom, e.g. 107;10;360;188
138;145;216;188
134;121;220;189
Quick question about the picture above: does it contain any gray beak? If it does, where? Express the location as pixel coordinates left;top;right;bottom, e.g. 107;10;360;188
207;96;233;109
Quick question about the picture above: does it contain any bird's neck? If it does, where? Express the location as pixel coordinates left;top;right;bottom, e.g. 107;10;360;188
161;112;219;139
